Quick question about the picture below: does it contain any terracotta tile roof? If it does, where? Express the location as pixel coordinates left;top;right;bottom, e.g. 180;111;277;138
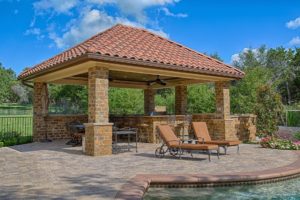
18;24;244;80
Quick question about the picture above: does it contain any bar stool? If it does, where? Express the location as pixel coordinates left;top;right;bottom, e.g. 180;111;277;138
137;118;149;142
177;115;192;140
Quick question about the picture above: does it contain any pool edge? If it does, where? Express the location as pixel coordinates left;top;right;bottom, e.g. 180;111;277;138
114;151;300;200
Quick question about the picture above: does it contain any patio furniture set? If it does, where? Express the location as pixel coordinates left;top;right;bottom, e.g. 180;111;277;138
155;122;241;162
66;120;240;162
66;122;138;153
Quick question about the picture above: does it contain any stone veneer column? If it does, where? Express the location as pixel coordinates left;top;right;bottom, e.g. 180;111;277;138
84;66;113;156
33;82;48;142
215;81;230;119
175;85;187;115
144;88;155;115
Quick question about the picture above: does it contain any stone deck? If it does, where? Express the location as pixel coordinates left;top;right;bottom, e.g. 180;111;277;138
0;140;298;200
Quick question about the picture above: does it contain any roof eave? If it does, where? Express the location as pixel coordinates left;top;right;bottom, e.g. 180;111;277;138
18;53;244;81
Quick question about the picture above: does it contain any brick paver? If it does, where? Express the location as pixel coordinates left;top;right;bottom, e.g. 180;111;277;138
0;140;298;200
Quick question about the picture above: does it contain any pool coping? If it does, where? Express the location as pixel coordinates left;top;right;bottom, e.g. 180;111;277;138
114;151;300;200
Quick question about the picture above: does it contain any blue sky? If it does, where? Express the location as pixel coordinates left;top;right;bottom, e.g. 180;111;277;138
1;0;300;75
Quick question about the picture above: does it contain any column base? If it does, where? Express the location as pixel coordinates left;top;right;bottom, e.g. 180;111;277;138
84;123;113;156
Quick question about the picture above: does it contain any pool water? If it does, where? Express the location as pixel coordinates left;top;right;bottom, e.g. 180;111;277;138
144;178;300;200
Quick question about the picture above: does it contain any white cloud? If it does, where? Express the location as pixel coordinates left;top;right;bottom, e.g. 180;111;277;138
286;17;300;29
49;8;169;48
33;0;78;14
160;7;187;18
231;53;240;64
25;28;41;35
29;0;183;48
289;36;300;46
25;27;45;40
88;0;180;23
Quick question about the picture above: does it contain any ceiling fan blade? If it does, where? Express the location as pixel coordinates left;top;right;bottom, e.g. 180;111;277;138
157;79;167;86
148;81;156;86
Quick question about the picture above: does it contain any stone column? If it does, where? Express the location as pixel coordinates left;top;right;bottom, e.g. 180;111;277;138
84;66;113;156
215;81;230;119
144;88;155;115
175;85;187;115
33;82;48;141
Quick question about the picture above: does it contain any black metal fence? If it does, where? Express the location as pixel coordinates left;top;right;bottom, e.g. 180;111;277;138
0;115;33;145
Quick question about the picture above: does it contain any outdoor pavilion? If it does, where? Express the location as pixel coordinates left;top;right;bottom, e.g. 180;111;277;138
18;24;256;156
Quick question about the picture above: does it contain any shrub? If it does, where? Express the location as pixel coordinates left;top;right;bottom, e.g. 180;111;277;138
260;137;299;150
0;141;4;148
4;137;18;146
18;136;32;144
0;131;32;147
294;132;300;141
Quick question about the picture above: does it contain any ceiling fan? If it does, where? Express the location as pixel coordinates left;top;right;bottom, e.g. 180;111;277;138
147;75;167;86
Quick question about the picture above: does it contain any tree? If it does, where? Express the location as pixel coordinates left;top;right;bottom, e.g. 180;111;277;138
187;84;215;114
231;66;272;114
155;89;175;114
266;47;294;105
11;84;30;104
209;53;223;62
109;88;144;115
233;46;267;69
290;48;300;103
0;63;18;103
49;84;88;114
255;85;284;136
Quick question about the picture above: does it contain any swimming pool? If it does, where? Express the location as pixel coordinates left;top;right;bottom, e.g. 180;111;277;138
144;177;300;200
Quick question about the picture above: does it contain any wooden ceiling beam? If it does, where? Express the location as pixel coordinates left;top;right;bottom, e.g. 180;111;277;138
50;76;210;89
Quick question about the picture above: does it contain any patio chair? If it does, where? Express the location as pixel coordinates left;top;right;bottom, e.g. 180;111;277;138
192;122;241;154
156;124;219;162
66;121;85;146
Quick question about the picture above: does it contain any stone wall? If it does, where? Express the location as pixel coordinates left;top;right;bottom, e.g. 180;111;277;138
34;113;256;142
192;114;256;142
36;114;88;141
111;114;257;143
110;115;190;143
231;114;257;141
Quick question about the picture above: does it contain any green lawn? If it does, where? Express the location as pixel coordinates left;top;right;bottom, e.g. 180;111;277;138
0;103;33;115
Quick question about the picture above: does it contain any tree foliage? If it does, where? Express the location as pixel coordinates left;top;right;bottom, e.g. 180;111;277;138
49;84;88;114
155;89;175;114
187;84;215;114
109;88;144;115
231;66;272;114
255;85;284;136
0;63;18;103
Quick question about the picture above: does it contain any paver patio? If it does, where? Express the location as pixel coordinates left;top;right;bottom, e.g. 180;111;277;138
0;140;298;200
